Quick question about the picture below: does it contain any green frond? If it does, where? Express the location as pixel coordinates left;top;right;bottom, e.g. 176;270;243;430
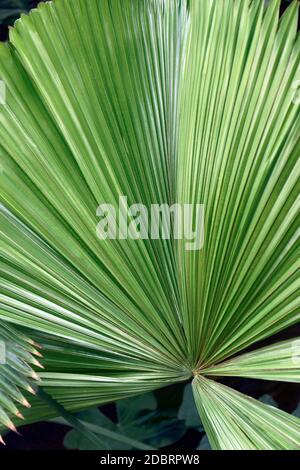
202;338;300;382
193;376;300;450
0;0;299;450
0;321;41;441
177;0;300;367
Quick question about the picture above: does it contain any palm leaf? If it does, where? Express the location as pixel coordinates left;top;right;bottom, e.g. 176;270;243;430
177;0;299;366
202;338;300;382
193;376;300;450
0;321;41;441
0;0;299;449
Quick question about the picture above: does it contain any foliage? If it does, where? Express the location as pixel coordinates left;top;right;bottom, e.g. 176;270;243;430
63;392;186;450
0;322;40;438
0;0;299;450
178;384;203;430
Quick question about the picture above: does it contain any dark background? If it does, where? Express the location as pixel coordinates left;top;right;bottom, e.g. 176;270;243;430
0;0;299;450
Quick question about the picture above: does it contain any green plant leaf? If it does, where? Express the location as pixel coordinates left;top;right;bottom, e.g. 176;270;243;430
63;392;185;450
0;0;299;450
202;339;300;382
177;0;300;368
63;408;128;450
116;392;157;424
0;321;41;441
193;376;300;450
0;0;191;426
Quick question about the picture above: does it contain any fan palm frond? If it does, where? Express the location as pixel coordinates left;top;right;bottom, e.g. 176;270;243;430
0;0;299;449
202;338;300;382
0;321;41;442
193;376;300;450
